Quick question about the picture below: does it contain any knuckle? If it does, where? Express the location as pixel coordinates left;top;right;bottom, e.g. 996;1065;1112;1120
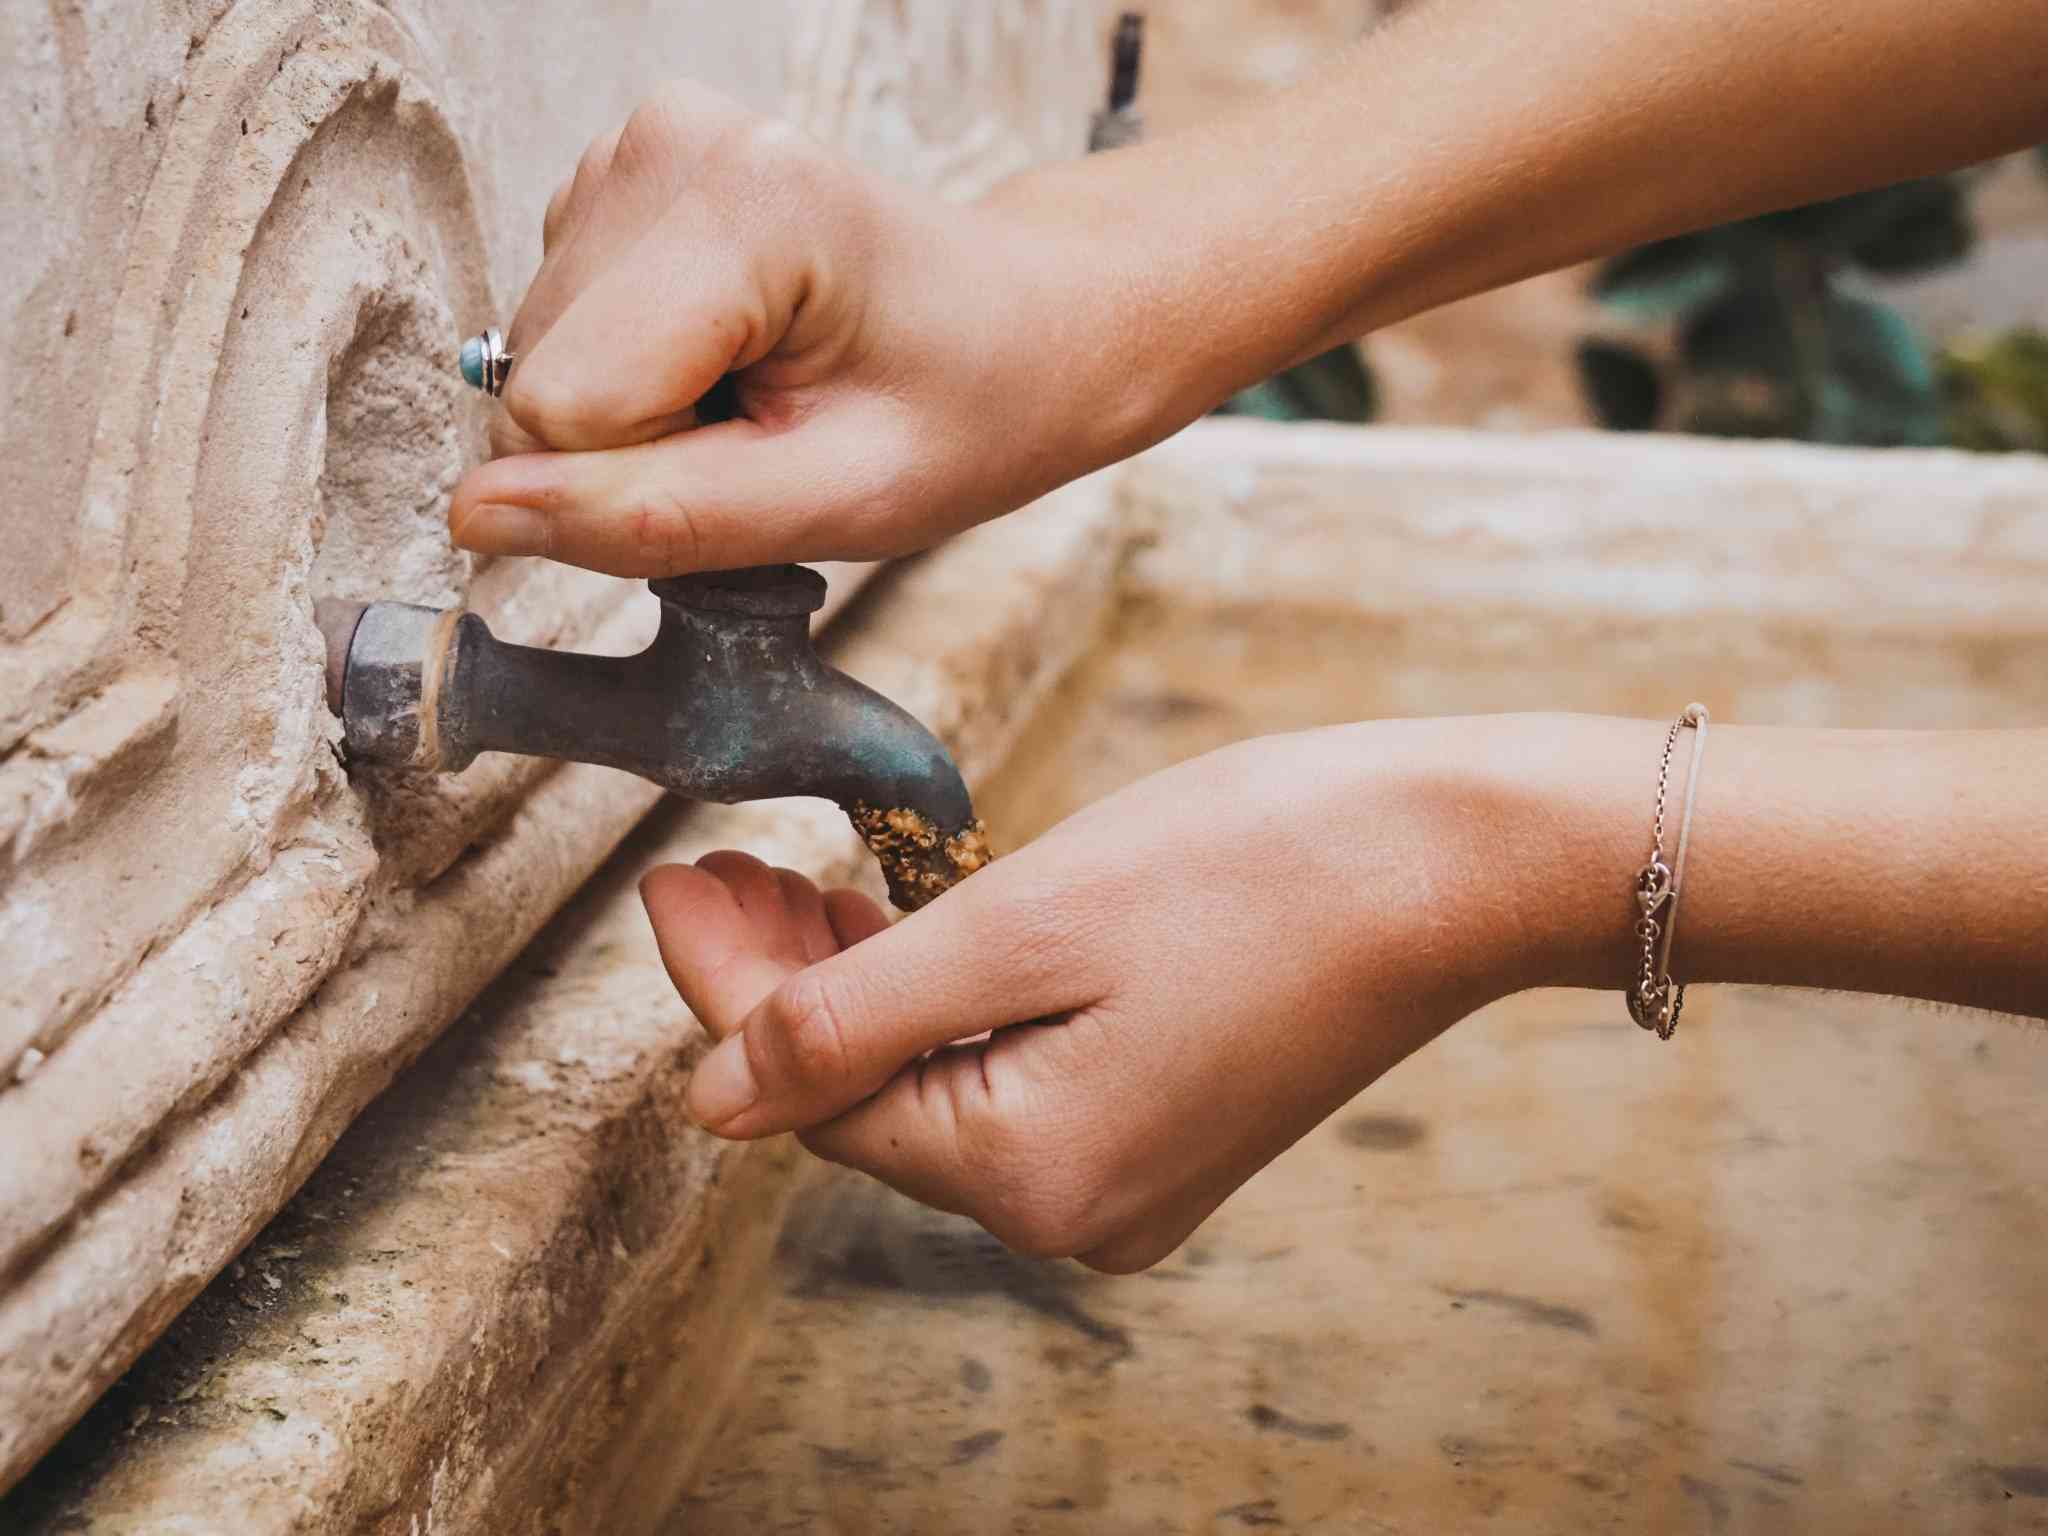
770;970;858;1091
500;372;580;443
615;96;681;166
632;492;705;574
541;180;574;245
486;417;531;460
737;113;823;179
575;132;617;184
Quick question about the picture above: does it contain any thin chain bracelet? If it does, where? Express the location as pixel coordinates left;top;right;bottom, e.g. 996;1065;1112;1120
1628;704;1710;1040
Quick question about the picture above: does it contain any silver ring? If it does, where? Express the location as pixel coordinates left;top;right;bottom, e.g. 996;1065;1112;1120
459;326;516;398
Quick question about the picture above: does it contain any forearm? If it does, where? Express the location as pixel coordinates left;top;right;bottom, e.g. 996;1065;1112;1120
992;0;2048;455
1472;715;2047;1019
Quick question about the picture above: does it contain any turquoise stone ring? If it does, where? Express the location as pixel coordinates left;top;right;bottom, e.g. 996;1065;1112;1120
458;326;513;397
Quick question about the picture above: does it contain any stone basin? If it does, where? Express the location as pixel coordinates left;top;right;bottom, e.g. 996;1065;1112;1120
12;420;2047;1532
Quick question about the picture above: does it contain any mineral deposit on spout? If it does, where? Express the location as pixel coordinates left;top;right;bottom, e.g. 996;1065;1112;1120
849;804;995;912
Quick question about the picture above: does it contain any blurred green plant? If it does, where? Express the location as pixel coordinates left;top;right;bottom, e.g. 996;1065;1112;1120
1214;343;1377;424
1942;328;2048;452
1577;176;1977;446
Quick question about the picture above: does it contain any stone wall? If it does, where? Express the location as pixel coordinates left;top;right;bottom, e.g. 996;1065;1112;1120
0;0;1100;1493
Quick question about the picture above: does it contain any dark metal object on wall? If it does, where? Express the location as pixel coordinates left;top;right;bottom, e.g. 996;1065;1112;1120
318;566;988;910
1090;13;1145;152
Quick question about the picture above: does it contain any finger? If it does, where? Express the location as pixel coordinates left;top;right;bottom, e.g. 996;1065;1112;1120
542;125;623;255
448;409;903;576
682;865;1102;1138
799;1019;1110;1255
695;848;786;916
488;126;634;465
774;868;836;966
515;127;653;362
824;888;890;950
487;412;549;463
797;1052;988;1220
542;178;575;253
502;215;770;452
640;855;805;1037
806;1022;1230;1272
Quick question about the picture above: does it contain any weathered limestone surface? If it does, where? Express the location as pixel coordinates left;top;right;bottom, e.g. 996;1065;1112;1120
5;472;1132;1533
7;419;2043;1531
0;0;1099;1493
1126;422;2048;727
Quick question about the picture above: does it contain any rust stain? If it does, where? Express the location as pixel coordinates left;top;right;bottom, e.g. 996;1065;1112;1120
848;804;994;912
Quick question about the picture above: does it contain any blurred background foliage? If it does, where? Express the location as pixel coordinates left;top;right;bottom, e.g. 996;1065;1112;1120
1576;157;2048;452
1216;153;2048;449
1140;4;2047;450
1214;344;1377;425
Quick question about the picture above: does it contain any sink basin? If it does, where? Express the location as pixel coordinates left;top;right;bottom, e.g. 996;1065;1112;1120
683;422;2048;1533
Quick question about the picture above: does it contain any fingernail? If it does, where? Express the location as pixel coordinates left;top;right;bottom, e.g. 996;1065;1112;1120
688;1035;759;1130
453;502;549;556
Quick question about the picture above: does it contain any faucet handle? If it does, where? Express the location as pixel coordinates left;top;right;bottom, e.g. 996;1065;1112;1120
650;564;827;618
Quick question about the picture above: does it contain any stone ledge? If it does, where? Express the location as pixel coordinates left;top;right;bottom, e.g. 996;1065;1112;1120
4;470;1128;1534
1129;420;2048;627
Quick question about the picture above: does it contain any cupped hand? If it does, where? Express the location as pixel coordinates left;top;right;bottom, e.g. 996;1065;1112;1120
640;724;1526;1273
447;82;1149;578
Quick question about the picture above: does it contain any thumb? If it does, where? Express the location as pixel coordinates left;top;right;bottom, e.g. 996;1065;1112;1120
685;871;1095;1139
448;401;909;576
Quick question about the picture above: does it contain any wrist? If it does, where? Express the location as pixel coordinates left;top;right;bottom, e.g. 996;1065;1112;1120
1474;713;1671;996
1359;714;1653;1002
972;154;1229;477
1441;713;2043;1018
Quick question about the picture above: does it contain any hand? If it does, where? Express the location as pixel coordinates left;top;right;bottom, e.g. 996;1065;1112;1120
446;82;1152;578
640;723;1521;1272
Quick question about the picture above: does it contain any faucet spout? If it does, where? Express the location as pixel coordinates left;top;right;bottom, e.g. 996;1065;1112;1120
318;565;990;911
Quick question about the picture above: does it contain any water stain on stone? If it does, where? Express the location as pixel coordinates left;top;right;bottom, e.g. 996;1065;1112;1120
1727;1457;1804;1487
1114;690;1222;724
1598;1193;1658;1233
1992;1464;2048;1498
1442;1287;1597;1337
1245;1403;1352;1442
1439;1433;1526;1471
809;1444;885;1478
1679;1473;1731;1529
1338;1113;1429;1151
948;1429;1004;1465
1218;1497;1287;1527
819;1225;1133;1366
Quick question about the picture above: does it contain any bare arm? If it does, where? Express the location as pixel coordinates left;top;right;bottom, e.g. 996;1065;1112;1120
1483;719;2046;1019
648;716;2044;1272
1011;0;2048;458
448;1;2048;575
